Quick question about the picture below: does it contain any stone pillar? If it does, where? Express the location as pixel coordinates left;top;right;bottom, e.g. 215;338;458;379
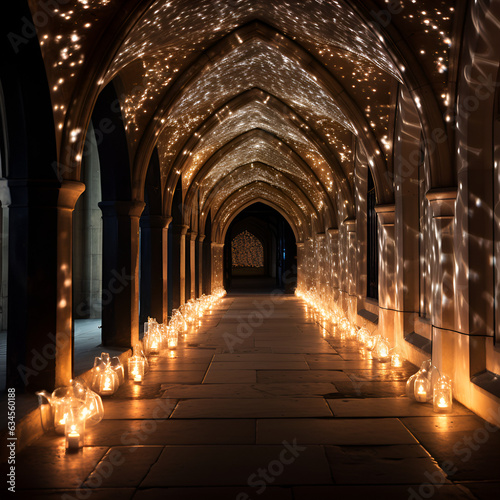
327;228;339;305
375;204;399;345
99;200;145;348
316;233;326;303
211;242;224;291
296;242;304;290
140;215;171;324
7;180;85;391
171;224;189;309
197;234;205;297
188;231;197;300
344;218;357;319
426;189;457;331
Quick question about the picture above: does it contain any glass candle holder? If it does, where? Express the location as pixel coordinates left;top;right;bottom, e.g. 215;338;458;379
372;337;391;362
128;355;146;383
433;375;453;413
414;373;431;403
390;347;403;368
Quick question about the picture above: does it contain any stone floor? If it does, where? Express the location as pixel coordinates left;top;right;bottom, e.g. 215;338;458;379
3;294;500;499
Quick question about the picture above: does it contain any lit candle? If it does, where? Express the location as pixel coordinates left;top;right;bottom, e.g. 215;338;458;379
133;374;142;383
67;429;80;450
415;383;427;402
102;375;113;393
438;397;447;408
391;354;403;368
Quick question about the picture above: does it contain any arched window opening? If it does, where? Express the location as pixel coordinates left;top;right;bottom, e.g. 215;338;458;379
231;230;264;270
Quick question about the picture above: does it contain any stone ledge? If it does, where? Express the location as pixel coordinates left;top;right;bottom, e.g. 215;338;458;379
471;370;500;399
357;309;379;325
404;331;432;355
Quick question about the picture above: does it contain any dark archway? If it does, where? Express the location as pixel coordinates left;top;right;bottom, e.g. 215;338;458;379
224;203;296;293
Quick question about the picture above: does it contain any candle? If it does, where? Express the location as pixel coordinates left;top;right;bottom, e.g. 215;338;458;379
67;430;80;450
438;397;447;408
415;384;427;402
102;376;113;393
133;374;142;383
391;354;403;368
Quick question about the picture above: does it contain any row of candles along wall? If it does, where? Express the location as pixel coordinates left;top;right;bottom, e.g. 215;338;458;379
36;288;227;451
295;287;454;414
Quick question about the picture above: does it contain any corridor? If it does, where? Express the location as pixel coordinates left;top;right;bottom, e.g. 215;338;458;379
5;294;499;500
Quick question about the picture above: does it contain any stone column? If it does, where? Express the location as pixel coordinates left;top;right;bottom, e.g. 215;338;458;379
171;224;189;309
296;242;304;290
188;231;197;300
426;189;457;331
344;218;357;319
327;228;339;305
7;180;85;391
99;200;145;348
315;233;326;303
211;242;224;291
140;215;171;324
197;234;205;297
375;204;398;344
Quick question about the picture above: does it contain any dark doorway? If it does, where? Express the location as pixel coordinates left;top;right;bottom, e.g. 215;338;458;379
224;203;297;293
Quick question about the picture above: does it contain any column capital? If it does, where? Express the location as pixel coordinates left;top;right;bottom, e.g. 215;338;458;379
99;200;145;218
426;188;457;218
211;242;224;248
140;214;171;229
296;242;304;248
343;217;357;232
327;228;339;237
172;224;190;235
375;203;396;226
197;234;206;243
8;179;85;210
189;231;198;241
315;232;326;240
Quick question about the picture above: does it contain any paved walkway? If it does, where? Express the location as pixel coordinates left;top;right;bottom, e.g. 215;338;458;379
4;295;500;499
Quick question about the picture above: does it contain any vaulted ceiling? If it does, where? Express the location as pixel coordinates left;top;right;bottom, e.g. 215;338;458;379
31;0;459;240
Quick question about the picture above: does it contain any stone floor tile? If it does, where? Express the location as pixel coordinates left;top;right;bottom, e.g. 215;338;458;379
9;489;135;500
327;398;472;417
330;381;407;398
257;418;418;445
141;445;333;487
145;361;210;371
213;353;306;362
133;486;293;500
270;347;338;354
86;419;255;446
102;399;177;419
141;370;207;385
325;445;450;485
1;445;108;489
307;360;375;370
111;383;164;399
456;481;500;500
257;370;351;383
161;383;336;399
293;485;475;500
345;367;418;382
209;361;310;370
401;416;500;481
170;398;333;418
82;446;163;488
203;368;257;383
